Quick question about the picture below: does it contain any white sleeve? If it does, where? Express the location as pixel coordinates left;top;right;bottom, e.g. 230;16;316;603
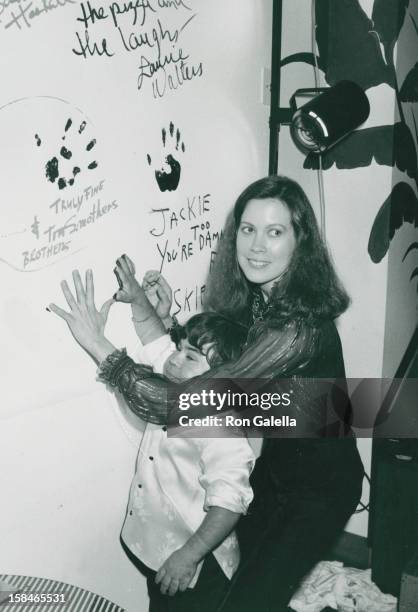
131;334;175;374
197;437;255;514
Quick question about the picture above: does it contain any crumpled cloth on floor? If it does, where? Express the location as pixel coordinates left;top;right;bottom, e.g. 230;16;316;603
289;560;397;612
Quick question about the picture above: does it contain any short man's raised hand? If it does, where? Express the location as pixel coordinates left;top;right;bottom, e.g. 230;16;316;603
49;269;115;362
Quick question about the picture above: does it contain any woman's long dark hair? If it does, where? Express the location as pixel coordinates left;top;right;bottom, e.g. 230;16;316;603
203;175;349;327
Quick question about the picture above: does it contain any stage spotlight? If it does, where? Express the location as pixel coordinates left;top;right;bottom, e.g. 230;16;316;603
288;81;370;154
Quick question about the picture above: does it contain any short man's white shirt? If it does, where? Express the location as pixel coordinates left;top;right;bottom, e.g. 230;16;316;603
121;334;255;586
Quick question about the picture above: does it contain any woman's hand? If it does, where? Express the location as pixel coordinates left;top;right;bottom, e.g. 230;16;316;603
49;269;116;363
143;270;173;322
155;547;198;596
113;254;147;305
112;254;166;343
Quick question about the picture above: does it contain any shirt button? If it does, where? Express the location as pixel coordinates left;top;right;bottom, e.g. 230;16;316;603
138;484;142;488
129;510;133;515
149;456;154;461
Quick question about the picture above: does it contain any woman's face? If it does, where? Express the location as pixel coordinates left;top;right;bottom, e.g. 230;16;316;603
236;197;296;296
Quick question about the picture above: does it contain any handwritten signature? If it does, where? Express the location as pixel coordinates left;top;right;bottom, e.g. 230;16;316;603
4;0;74;31
0;0;27;18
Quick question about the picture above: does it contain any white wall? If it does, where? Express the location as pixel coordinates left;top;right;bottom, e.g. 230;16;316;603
0;2;273;609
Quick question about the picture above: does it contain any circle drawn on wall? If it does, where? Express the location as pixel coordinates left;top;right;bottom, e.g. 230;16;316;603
0;96;116;272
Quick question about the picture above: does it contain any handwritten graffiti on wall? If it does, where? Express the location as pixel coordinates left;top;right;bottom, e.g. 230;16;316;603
0;97;119;272
72;0;203;98
21;179;118;270
148;193;220;270
142;119;221;317
146;193;220;317
1;0;74;31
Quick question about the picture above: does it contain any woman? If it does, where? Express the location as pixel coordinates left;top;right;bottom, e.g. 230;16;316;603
203;176;364;611
51;176;363;611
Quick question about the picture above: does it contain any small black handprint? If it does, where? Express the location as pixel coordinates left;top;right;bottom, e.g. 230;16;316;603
35;118;98;190
147;122;185;192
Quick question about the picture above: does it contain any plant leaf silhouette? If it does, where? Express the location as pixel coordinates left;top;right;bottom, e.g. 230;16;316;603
314;0;393;89
402;242;418;261
279;52;325;72
400;63;418;102
368;181;418;263
371;0;410;66
403;244;418;293
304;123;417;178
315;0;330;73
394;122;418;178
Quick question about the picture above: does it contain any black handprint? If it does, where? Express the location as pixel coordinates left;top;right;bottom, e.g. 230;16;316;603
147;122;185;192
35;118;98;190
